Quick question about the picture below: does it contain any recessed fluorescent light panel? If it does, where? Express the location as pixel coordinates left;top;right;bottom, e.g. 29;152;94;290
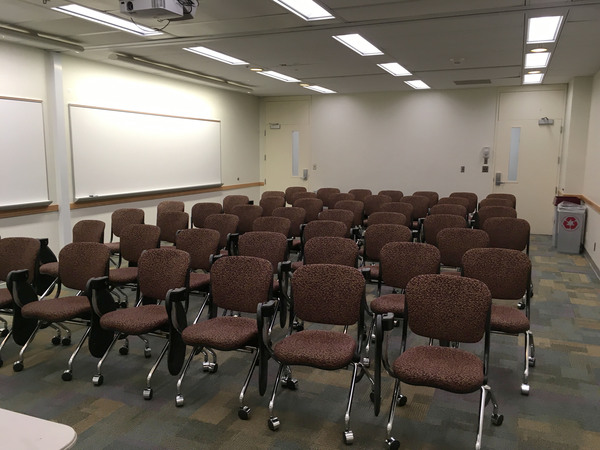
184;47;248;65
525;52;550;69
527;16;563;43
332;34;383;56
52;4;162;36
377;62;411;76
272;0;334;21
304;85;336;94
404;80;430;90
258;71;301;82
523;73;544;84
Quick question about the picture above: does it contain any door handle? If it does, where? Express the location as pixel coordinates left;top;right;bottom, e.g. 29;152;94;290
495;172;503;186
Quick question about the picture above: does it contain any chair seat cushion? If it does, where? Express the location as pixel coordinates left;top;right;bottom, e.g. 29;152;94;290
365;264;379;280
39;262;59;277
189;272;210;290
0;288;13;308
274;330;356;370
108;267;138;284
100;305;167;335
105;242;120;253
370;293;405;315
21;296;90;322
182;316;257;350
393;346;484;394
491;304;529;334
291;261;303;271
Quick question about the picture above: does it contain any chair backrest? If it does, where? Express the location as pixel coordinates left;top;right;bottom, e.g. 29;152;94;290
378;190;404;202
422;214;467;246
429;203;467;217
367;211;408;227
381;202;414;224
318;209;354;237
334;200;364;228
222;194;249;214
292;264;365;326
437;227;489;268
72;220;105;243
157;200;185;215
0;237;40;283
259;196;286;216
210;255;273;313
204;213;239;249
291;191;318;204
238;231;289;273
175;228;220;272
364;194;393;217
302;220;347;243
438;196;470;210
252;216;291;236
303;236;359;267
379;242;440;289
261;190;285;200
329;192;355;206
405;274;491;343
399;195;429;219
191;202;223;228
138;248;190;302
119;224;161;265
231;204;264;233
462;248;531;300
285;186;307;205
293;197;324;223
316;187;341;209
476;206;517;228
450;192;478;214
272;206;306;237
482;217;530;253
348;189;372;203
58;242;111;291
479;198;512;209
413;191;439;208
362;224;412;261
486;193;517;209
157;211;189;244
109;208;144;240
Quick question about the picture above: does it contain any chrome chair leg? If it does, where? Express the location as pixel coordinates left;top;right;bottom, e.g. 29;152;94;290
143;340;169;400
62;326;91;381
13;322;41;372
521;330;533;395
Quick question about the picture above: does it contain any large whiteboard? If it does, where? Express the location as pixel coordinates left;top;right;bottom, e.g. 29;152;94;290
69;105;222;200
0;97;50;209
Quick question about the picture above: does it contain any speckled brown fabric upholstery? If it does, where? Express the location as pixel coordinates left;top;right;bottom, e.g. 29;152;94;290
422;214;467;246
157;211;189;244
303;237;358;267
252;216;291;236
137;248;190;301
0;289;13;308
100;304;167;334
370;293;405;315
285;186;307;205
222;195;249;214
72;220;105;243
378;190;404;202
479;198;512;209
259;196;286;216
413;191;439;209
348;189;371;202
364;194;393;217
204;213;239;249
449;192;478;214
106;208;144;252
119;224;161;265
316;187;341;209
329;192;355;206
210;256;273;313
429;204;467;217
486;193;517;209
476;206;517;228
272;207;306;237
334;200;364;227
293;197;323;222
108;266;138;284
362;224;412;261
175;228;220;271
182;316;258;350
482;217;530;252
191;202;222;228
438;196;470;210
39;261;59;278
157;200;184;214
366;212;408;227
22;295;91;322
262;190;285;199
58;243;111;292
0;237;40;283
381;202;413;225
189;272;210;290
379;242;441;290
437;228;489;268
399;195;429;220
318;209;354;236
232;204;264;234
302;220;347;243
291;264;364;325
238;231;288;274
490;304;529;333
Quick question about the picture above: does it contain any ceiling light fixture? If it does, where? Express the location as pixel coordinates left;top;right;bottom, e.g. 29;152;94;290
332;33;383;56
527;16;563;43
0;23;84;52
272;0;334;21
304;85;336;94
52;4;162;36
377;62;412;76
525;52;550;69
530;47;548;53
258;70;301;82
523;73;544;84
404;80;430;90
184;46;248;65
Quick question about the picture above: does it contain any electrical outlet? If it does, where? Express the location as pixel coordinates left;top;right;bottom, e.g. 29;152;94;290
460;166;465;173
482;165;489;173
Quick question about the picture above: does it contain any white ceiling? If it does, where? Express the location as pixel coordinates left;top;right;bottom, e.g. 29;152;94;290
2;0;600;96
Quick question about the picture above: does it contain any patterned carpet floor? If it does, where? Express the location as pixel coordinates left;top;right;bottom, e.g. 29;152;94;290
1;235;599;449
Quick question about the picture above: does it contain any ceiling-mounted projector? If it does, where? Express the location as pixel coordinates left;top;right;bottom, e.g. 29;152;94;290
120;0;196;20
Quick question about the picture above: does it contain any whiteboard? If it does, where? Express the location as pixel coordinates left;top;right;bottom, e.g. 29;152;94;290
0;97;50;209
69;105;222;200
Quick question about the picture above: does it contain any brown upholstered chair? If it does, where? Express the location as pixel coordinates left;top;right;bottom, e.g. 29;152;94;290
329;192;355;206
429;203;468;218
91;247;190;399
360;224;412;287
252;216;292;236
479;197;512;209
450;192;478;214
318;208;355;238
272;206;306;239
462;247;535;395
378;190;404;202
290;191;317;204
261;190;285;200
175;228;220;297
259;195;286;216
316;187;341;209
14;242;111;380
262;263;371;444
399;195;429;225
191;202;223;228
105;208;144;267
412;190;439;209
482;217;530;255
421;214;467;245
0;237;40;367
334;199;365;228
204;213;239;251
293;197;323;223
381;202;413;227
157;200;184;215
366;211;408;228
348;188;372;203
284;186;307;205
168;255;274;416
486;193;517;209
437;228;489;273
223;194;250;214
157;211;189;246
377;274;502;450
303;236;359;267
438;196;470;210
232;204;264;234
363;194;393;222
475;206;517;229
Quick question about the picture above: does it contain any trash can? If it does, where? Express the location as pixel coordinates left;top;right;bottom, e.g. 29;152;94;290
555;201;586;254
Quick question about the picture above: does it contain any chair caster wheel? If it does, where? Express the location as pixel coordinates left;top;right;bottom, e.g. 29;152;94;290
62;370;72;381
61;337;71;346
51;336;61;345
13;361;24;372
143;388;153;400
386;437;400;450
282;378;298;390
362;357;370;367
0;328;8;337
175;395;184;407
491;413;504;426
144;348;152;358
520;384;530;395
119;346;129;355
397;395;407;407
268;417;280;431
238;406;251;420
528;357;536;367
92;374;104;386
203;362;218;373
517;301;525;310
343;430;354;445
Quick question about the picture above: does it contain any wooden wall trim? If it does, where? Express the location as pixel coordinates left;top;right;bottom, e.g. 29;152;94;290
0;204;59;219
